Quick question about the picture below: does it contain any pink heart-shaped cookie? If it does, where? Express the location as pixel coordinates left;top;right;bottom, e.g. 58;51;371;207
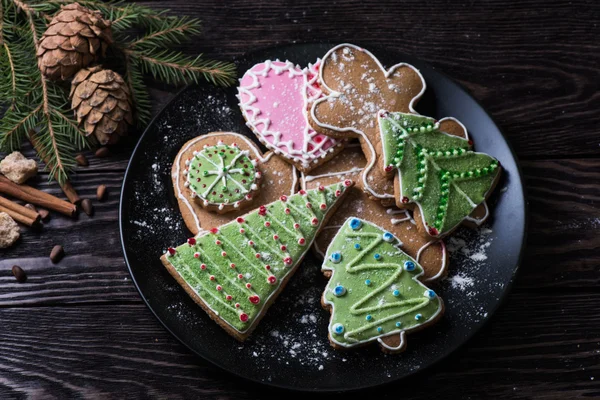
238;60;344;172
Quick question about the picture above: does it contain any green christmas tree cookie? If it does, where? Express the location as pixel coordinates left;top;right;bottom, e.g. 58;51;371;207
379;112;501;238
184;140;262;213
161;180;354;341
322;217;444;353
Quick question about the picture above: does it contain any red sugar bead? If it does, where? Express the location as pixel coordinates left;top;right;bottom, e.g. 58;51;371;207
239;313;248;322
298;238;306;246
267;275;277;285
187;238;196;245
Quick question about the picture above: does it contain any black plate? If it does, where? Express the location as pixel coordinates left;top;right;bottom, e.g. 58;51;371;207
120;43;526;392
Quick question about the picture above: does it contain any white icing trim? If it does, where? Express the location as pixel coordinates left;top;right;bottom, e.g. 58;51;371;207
238;59;342;169
464;201;489;225
417;240;447;283
304;167;363;182
321;217;443;349
174;132;275;232
309;43;426;200
377;330;406;351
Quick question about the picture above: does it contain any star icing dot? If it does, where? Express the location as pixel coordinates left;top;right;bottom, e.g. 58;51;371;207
404;260;416;271
330;252;342;263
365;279;371;286
332;323;344;335
333;285;346;297
424;289;436;299
349;218;362;230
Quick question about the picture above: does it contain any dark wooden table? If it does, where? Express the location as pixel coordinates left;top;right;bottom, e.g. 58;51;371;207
1;1;599;398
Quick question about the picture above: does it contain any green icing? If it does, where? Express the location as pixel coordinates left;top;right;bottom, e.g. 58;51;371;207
323;218;442;348
164;181;350;333
186;142;259;207
379;112;500;236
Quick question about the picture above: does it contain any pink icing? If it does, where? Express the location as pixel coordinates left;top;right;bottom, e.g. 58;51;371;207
238;60;340;168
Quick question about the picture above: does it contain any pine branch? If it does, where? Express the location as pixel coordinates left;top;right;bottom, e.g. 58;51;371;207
127;16;201;50
124;48;236;87
0;104;41;150
125;56;152;126
1;0;237;184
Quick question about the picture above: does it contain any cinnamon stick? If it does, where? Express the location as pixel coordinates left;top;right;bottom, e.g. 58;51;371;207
28;132;81;204
0;176;77;217
0;196;41;228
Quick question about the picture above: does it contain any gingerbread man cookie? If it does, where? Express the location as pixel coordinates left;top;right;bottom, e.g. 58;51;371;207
238;59;344;173
300;144;447;283
308;43;425;204
172;132;298;235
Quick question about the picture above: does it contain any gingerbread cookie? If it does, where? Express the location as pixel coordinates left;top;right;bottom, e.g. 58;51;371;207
321;217;444;353
308;43;425;203
172;132;297;235
183;140;262;213
300;144;447;282
238;59;344;172
379;112;501;238
161;181;354;341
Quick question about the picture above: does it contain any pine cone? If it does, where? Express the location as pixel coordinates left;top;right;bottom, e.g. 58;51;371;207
71;66;133;145
37;3;112;81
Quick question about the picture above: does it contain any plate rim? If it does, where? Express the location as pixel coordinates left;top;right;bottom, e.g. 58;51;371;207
119;42;528;393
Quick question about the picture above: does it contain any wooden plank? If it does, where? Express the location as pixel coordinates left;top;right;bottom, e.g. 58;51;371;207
0;292;597;398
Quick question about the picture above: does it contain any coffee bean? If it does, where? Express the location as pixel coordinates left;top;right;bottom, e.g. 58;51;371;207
50;245;64;264
24;203;37;212
12;265;27;283
38;208;50;222
95;147;110;158
75;154;89;167
80;198;94;216
96;185;107;201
